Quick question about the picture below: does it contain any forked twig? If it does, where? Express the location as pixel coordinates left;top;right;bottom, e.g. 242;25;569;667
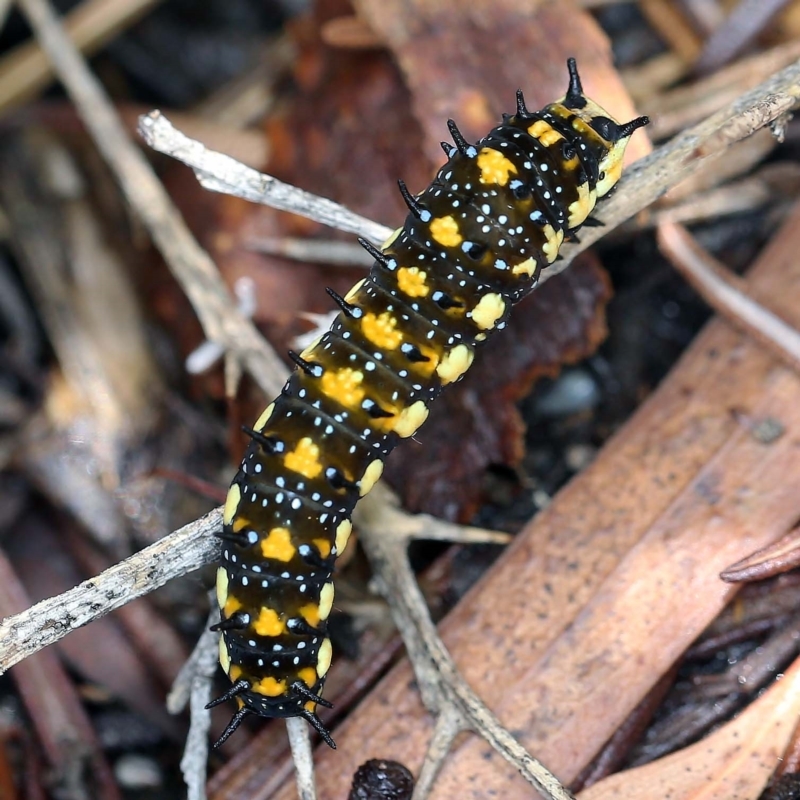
357;486;576;800
173;609;218;800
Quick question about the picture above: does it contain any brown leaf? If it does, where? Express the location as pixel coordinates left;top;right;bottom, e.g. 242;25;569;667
353;0;651;164
577;654;800;799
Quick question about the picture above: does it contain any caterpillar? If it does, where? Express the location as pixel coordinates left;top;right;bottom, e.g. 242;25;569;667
209;58;648;748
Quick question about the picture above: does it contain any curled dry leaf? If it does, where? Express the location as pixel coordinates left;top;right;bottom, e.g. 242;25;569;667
577;654;800;800
721;523;800;582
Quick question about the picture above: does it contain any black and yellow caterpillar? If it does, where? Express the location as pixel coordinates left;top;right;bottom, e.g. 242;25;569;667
209;59;648;747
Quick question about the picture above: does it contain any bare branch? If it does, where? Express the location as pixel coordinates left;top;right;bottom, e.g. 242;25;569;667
0;509;220;675
178;615;219;800
287;718;318;800
138;111;393;245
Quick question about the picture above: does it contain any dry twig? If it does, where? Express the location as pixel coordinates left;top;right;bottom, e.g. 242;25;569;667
14;0;288;398
357;485;575;800
658;221;800;373
0;0;165;112
0;509;221;673
174;610;218;800
138;110;392;245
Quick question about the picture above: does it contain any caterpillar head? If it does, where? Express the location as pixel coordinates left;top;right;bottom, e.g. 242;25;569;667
556;58;649;197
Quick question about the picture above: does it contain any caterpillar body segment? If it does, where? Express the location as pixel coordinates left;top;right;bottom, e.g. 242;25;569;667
211;58;648;747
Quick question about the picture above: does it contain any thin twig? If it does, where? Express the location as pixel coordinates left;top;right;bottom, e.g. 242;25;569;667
0;0;165;112
657;221;800;373
643;40;800;140
135;61;800;293
14;0;287;399
357;486;575;800
243;236;374;268
0;509;221;674
694;0;793;75
178;613;219;800
286;718;317;800
138;110;393;245
366;487;513;545
412;708;462;800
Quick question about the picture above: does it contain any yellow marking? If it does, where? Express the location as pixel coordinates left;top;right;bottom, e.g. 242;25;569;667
253;607;286;637
216;567;229;608
304;700;317;712
597;144;625;197
299;334;324;362
437;345;474;384
253;402;275;431
298;666;317;687
319;583;335;621
335;520;352;554
232;517;250;533
284;437;323;480
235;697;245;709
313;537;332;559
223;595;242;618
477;147;517;186
429;215;463;247
567;181;596;228
542;225;565;263
359;460;383;497
528;120;549;137
394;401;429;438
229;664;243;681
410;344;439;376
541;129;563;147
260;527;296;562
527;120;563;147
299;603;320;627
382;228;402;249
218;636;231;674
316;638;333;678
344;278;366;304
253;676;287;697
362;311;403;350
471;293;506;330
512;257;538;278
320;368;365;407
223;484;241;526
475;332;487;342
397;267;429;298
